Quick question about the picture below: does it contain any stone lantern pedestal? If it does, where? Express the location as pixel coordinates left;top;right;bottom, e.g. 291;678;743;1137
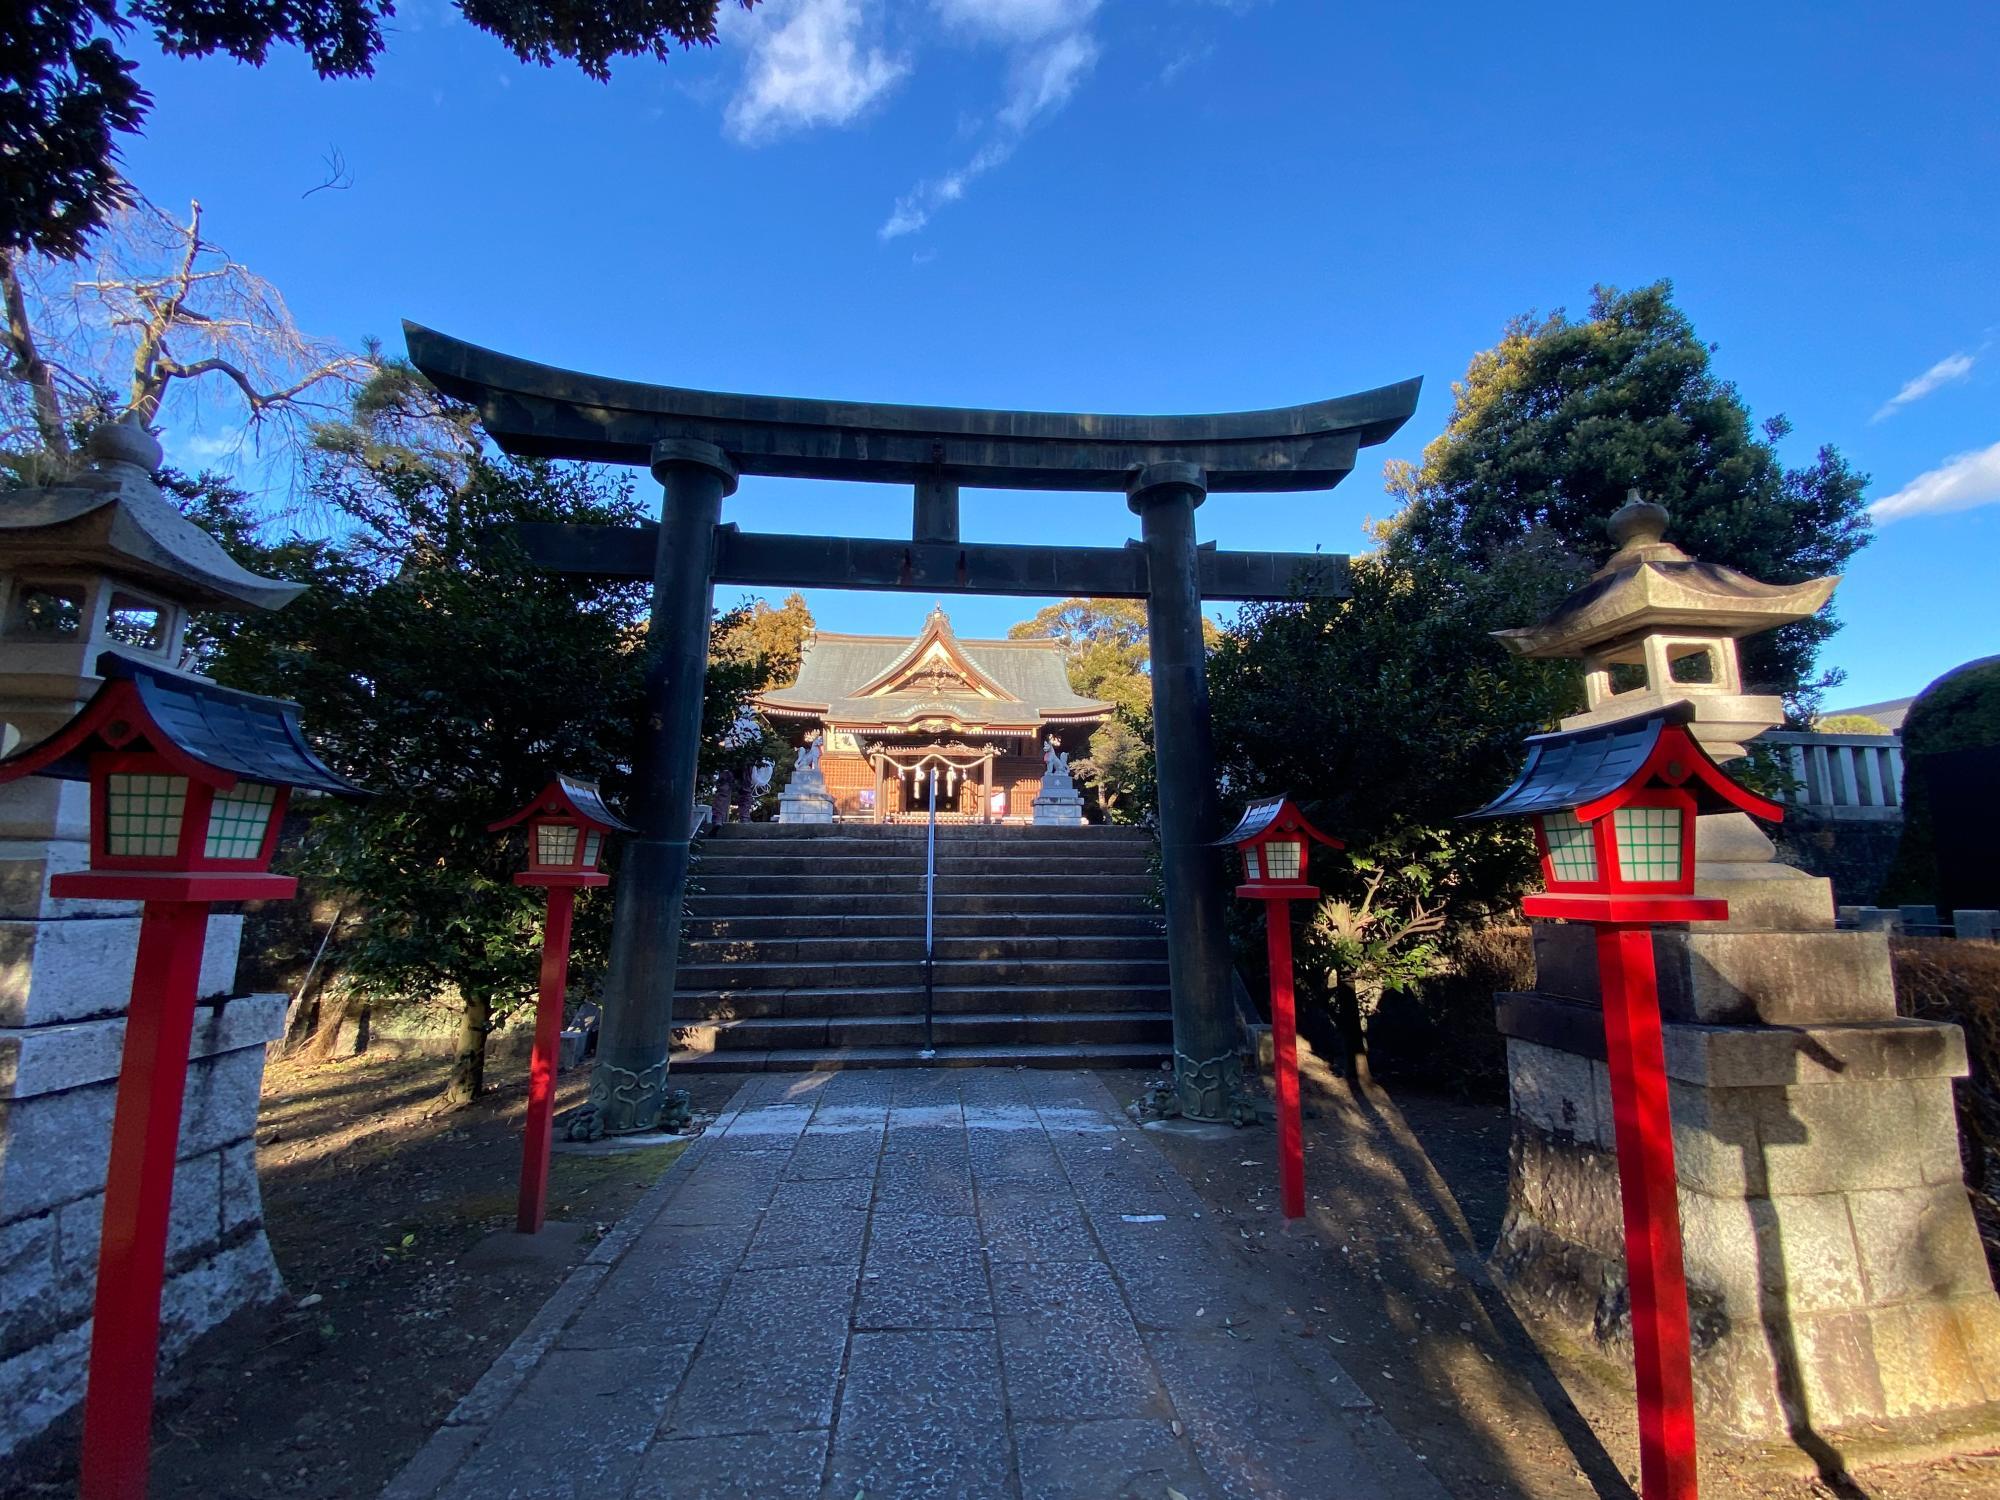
0;423;297;1461
1489;499;2000;1443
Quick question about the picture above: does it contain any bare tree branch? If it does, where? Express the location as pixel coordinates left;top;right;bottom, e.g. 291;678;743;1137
0;190;373;466
302;147;354;199
0;249;69;455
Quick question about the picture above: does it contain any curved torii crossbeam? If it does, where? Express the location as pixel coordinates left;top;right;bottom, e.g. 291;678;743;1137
404;322;1419;492
402;320;1422;1132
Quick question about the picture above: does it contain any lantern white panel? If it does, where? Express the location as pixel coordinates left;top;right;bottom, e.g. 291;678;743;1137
537;823;581;865
1541;811;1599;884
106;773;188;857
205;782;277;860
1614;806;1683;883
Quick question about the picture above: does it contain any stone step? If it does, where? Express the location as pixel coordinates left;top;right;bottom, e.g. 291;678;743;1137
673;956;1170;992
681;934;1167;965
669;1040;1172;1073
684;892;1154;917
672;983;1173;1020
680;912;1166;941
693;854;926;878
671;1010;1172;1052
689;871;1154;897
706;823;1151;843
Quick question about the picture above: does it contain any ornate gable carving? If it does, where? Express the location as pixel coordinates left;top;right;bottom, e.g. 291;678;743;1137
853;607;1019;703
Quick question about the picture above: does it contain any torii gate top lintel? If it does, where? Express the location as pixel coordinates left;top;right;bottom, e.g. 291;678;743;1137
403;322;1421;495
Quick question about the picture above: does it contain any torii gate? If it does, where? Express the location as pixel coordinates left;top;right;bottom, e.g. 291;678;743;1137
404;324;1419;1130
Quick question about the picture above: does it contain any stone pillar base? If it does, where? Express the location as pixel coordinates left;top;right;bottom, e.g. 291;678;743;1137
1496;989;2000;1438
777;792;835;824
0;990;288;1459
1031;795;1084;826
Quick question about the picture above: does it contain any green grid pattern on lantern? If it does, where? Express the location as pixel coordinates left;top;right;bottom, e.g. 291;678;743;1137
536;823;580;866
1615;806;1683;882
106;773;189;857
581;831;602;868
204;782;277;860
1541;811;1599;884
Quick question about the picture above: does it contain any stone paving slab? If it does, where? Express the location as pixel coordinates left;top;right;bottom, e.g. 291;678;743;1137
382;1069;1449;1500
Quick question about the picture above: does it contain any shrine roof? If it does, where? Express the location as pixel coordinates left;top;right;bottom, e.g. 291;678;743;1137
757;609;1111;730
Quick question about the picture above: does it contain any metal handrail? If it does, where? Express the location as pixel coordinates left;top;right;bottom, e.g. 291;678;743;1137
921;767;938;1058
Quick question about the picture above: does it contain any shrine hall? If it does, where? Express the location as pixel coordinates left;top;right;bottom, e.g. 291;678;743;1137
755;605;1110;822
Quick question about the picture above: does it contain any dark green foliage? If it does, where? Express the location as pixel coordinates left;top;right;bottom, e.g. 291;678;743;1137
1;0;756;256
183;450;649;1103
1881;659;2000;907
0;3;145;261
1384;281;1871;718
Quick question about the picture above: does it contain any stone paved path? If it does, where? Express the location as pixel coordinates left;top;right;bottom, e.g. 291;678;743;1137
385;1070;1450;1500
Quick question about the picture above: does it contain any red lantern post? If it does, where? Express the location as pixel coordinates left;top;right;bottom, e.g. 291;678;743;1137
1466;703;1782;1500
490;775;633;1234
1221;796;1344;1220
0;657;364;1500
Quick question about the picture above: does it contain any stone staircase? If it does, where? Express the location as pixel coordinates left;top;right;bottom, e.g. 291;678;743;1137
670;822;1173;1070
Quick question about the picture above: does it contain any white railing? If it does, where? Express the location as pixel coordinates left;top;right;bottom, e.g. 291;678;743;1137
1762;731;1904;821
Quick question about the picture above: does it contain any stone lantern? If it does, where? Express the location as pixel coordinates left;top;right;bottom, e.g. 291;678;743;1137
1487;497;2000;1451
0;421;306;1465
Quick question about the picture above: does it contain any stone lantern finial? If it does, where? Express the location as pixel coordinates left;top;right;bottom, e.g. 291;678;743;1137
1606;490;1670;552
83;416;164;477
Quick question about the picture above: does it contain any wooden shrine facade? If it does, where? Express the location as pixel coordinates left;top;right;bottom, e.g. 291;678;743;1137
758;606;1108;822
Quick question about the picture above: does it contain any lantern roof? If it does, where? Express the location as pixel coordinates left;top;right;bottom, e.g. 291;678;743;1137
1219;794;1344;850
0;654;365;795
1463;703;1782;825
489;773;635;834
0;421;307;611
1491;495;1836;660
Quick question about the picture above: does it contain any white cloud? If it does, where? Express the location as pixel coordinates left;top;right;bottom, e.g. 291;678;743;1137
725;0;909;145
879;8;1099;239
931;0;1096;43
1870;440;2000;524
1871;351;1975;423
997;29;1098;131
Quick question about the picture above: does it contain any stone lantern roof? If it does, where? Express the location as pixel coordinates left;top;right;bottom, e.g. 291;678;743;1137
1491;494;1835;660
0;421;303;612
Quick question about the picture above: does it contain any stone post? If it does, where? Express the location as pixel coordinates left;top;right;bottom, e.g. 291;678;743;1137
1128;464;1241;1121
588;440;734;1135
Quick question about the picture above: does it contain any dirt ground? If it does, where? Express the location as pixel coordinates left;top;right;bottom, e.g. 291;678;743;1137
4;1047;740;1500
1102;1049;2000;1500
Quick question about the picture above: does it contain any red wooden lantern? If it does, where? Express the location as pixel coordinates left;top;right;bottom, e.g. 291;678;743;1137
1221;795;1344;1219
1466;703;1781;1500
490;775;633;1233
1227;795;1342;901
0;656;363;1500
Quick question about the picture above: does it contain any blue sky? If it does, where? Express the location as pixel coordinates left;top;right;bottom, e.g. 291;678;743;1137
115;0;1997;707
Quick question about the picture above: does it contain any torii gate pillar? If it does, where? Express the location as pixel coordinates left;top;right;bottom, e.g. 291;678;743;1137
591;440;736;1134
1131;464;1242;1120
